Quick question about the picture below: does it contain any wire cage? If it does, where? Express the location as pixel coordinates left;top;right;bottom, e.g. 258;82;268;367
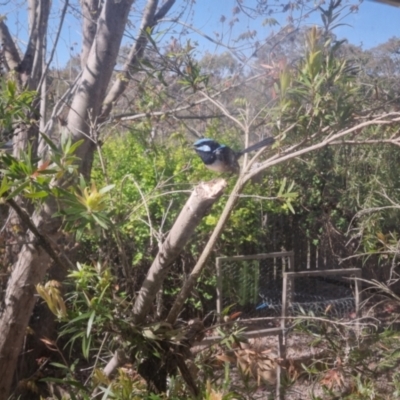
216;251;294;330
213;251;361;400
216;252;361;330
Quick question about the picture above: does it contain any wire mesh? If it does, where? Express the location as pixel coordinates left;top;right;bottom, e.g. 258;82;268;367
216;252;292;330
216;253;359;330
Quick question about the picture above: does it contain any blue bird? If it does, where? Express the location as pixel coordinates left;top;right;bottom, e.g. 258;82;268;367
256;301;272;311
193;137;275;173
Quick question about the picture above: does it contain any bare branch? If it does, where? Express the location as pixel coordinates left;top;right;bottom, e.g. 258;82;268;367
99;73;266;128
247;114;400;180
133;179;227;325
330;138;400;147
0;19;20;71
199;90;246;131
37;0;69;93
101;0;176;118
103;349;128;377
18;0;51;87
166;176;244;324
166;113;400;325
80;0;101;68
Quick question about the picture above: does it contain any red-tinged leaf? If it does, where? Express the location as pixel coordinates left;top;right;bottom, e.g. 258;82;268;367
229;311;242;321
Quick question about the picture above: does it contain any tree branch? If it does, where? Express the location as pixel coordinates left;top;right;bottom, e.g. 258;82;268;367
100;0;176;118
0;19;21;71
248;113;400;180
17;0;50;86
133;178;227;325
166;177;244;324
37;0;69;93
67;0;135;177
6;198;73;271
99;72;265;128
80;0;101;68
166;112;400;325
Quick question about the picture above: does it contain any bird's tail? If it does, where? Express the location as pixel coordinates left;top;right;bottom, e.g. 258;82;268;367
238;136;275;156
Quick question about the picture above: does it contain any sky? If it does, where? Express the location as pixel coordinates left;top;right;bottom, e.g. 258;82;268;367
184;0;400;52
2;0;400;67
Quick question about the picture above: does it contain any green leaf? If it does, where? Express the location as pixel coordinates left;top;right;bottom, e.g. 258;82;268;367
39;132;59;153
101;385;113;400
49;362;70;370
0;175;9;197
92;213;109;229
82;332;91;359
67;139;84;155
86;310;96;337
6;181;30;199
24;190;49;199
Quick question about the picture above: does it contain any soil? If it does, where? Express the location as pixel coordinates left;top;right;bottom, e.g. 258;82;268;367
195;294;400;399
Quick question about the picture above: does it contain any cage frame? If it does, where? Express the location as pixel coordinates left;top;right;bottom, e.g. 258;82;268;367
213;251;361;399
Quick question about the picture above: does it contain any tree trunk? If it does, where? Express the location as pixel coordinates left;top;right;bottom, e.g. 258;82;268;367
0;1;178;397
67;0;135;177
0;211;55;399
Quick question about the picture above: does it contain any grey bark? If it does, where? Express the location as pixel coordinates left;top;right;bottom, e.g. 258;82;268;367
100;0;176;118
0;202;61;399
166;177;245;324
80;0;101;68
18;0;50;87
0;20;21;71
0;1;177;398
12;0;50;157
67;0;134;177
133;179;227;325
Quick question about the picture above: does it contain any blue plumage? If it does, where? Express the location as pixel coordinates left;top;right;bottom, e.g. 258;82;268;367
256;301;271;310
194;137;275;173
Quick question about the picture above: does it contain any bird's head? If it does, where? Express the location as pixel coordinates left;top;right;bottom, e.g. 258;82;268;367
193;138;221;154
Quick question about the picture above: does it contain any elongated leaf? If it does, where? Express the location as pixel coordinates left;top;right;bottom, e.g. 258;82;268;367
99;184;115;194
6;181;30;199
67;139;85;155
86;310;96;337
39;132;59;152
25;191;49;199
49;362;70;370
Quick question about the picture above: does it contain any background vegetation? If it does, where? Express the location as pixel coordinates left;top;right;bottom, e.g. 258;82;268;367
2;0;400;398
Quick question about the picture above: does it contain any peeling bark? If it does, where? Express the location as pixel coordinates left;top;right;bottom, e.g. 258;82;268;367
0;205;60;400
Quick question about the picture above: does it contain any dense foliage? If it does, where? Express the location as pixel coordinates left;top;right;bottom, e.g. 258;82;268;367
2;1;400;398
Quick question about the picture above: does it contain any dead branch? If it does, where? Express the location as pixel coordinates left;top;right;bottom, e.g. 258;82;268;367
133;178;227;325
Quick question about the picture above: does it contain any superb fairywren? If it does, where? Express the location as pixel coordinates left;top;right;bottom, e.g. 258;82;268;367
194;137;275;173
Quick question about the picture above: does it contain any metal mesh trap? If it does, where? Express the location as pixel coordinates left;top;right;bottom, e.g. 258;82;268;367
216;251;293;331
210;251;361;400
216;252;361;331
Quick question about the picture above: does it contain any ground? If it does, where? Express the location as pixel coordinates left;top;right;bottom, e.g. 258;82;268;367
193;293;400;399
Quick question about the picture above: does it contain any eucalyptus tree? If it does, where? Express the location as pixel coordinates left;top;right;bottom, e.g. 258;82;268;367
1;0;399;398
0;1;180;396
